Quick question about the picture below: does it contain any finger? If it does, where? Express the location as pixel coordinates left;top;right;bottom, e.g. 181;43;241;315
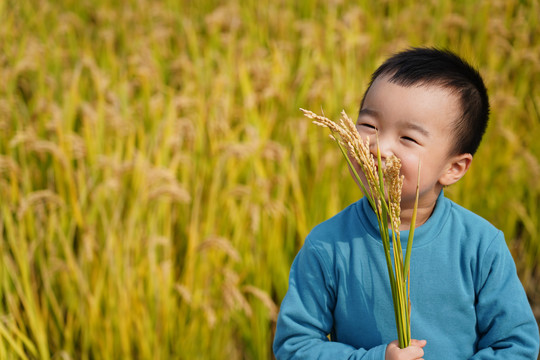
405;346;424;358
410;339;427;348
403;342;425;358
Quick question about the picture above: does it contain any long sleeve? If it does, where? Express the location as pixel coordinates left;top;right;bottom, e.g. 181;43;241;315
273;238;387;360
273;194;540;359
470;232;539;359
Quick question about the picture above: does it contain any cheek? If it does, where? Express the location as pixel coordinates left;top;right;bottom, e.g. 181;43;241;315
398;153;421;179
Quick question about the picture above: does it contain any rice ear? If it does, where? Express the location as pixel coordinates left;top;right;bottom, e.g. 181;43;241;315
306;108;415;349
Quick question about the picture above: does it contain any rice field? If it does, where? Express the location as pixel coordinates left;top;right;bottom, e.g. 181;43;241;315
0;0;539;359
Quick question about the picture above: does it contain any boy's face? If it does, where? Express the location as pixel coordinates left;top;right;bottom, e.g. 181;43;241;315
356;75;469;211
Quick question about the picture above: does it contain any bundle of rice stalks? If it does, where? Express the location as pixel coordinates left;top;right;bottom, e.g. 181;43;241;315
302;108;420;349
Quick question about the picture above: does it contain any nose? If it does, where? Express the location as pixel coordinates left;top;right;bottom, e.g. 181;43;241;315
369;134;393;161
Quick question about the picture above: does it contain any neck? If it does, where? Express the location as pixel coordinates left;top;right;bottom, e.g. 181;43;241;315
399;190;442;230
398;203;436;231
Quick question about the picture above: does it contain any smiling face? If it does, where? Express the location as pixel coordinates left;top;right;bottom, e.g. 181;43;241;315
355;75;472;214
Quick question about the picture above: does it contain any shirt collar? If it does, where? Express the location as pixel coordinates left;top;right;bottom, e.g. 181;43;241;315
357;190;449;248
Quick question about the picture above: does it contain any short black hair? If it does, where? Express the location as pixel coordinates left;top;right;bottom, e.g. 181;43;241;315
360;47;490;156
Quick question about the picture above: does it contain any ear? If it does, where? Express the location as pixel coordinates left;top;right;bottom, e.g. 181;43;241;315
439;153;473;186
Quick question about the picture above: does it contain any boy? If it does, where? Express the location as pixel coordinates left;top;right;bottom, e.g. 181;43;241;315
273;48;539;359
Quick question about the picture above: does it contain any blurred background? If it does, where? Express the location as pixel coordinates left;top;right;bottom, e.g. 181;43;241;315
0;0;538;359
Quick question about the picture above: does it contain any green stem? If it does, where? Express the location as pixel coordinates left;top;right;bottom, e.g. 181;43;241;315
403;162;421;277
328;122;418;350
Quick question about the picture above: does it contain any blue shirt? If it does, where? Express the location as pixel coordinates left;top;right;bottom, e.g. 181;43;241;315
273;192;539;359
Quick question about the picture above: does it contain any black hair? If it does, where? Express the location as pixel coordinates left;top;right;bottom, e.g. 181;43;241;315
360;47;490;156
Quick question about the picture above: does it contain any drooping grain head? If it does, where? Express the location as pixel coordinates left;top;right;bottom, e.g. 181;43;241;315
304;108;404;230
384;155;404;230
301;108;380;193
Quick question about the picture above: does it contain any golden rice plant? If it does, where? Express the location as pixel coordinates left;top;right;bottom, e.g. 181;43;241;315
302;108;420;348
0;0;538;359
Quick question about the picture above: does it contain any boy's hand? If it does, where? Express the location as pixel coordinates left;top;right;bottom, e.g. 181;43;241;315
385;339;427;360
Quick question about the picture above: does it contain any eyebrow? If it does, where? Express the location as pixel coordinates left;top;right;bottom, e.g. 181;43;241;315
402;121;430;138
358;108;379;118
358;108;430;138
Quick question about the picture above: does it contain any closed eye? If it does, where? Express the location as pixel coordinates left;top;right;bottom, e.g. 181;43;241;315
358;123;377;130
402;136;418;144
